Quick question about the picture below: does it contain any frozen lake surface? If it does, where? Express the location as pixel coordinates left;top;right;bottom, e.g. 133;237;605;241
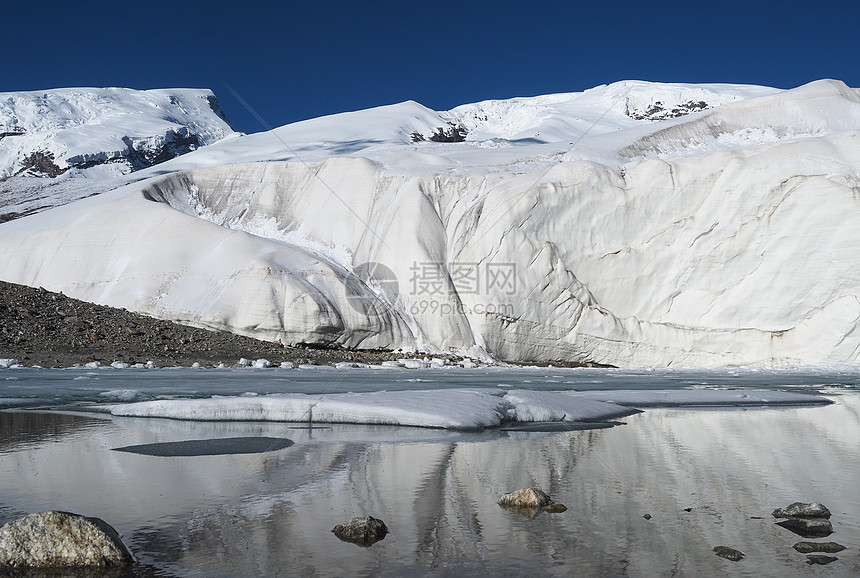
2;364;857;407
1;367;859;575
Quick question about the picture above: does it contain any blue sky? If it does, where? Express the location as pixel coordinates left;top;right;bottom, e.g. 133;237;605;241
4;1;858;132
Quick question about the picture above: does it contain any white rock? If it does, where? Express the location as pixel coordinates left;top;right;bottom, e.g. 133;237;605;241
0;510;134;568
279;361;295;369
399;359;431;369
253;358;272;368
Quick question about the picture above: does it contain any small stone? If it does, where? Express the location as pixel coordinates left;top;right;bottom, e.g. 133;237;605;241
542;504;568;514
772;502;831;519
793;541;846;553
806;554;838;565
776;517;833;538
713;546;745;561
498;488;553;508
332;516;388;547
0;511;134;568
643;514;652;520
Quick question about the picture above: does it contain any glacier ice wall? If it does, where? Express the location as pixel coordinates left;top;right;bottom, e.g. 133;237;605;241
2;80;860;367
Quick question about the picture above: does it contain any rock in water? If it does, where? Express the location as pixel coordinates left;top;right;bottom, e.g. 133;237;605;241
793;541;846;553
713;546;745;561
776;518;833;538
498;488;567;518
498;488;553;508
0;511;134;568
332;516;388;547
806;554;838;565
772;502;831;519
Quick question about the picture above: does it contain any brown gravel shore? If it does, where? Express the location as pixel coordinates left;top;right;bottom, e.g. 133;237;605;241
0;280;406;368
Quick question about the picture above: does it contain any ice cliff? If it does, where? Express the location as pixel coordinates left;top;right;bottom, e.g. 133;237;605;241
1;79;859;367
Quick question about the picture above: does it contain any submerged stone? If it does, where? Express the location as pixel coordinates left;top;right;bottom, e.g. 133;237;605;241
713;546;745;561
793;541;846;553
772;502;831;519
776;517;833;538
332;516;388;547
806;554;838;565
0;511;134;568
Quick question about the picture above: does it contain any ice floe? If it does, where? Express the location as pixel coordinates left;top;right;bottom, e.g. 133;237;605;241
109;387;830;429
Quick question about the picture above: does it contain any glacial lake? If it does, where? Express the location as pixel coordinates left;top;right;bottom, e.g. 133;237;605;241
1;366;859;576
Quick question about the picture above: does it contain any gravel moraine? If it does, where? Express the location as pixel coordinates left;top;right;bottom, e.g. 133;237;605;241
0;280;405;368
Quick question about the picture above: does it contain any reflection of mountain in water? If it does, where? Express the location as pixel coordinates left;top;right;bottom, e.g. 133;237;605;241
0;397;858;575
0;411;103;454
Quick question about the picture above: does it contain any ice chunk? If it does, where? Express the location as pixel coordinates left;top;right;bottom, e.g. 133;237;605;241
111;389;510;429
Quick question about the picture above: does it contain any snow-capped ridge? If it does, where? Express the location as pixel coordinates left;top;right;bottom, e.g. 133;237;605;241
3;79;860;367
0;87;235;178
447;80;779;143
619;79;860;159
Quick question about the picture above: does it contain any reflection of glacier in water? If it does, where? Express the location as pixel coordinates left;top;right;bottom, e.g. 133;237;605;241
0;368;859;575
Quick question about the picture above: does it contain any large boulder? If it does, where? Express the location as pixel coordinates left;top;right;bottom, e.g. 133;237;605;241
773;502;834;538
0;511;134;568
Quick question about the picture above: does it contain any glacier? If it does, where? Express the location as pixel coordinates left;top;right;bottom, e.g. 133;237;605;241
1;79;860;367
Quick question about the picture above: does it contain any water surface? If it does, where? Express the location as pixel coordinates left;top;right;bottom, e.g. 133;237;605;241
1;368;859;576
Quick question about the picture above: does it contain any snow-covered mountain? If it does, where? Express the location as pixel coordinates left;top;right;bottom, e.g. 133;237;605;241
2;79;860;367
0;87;236;219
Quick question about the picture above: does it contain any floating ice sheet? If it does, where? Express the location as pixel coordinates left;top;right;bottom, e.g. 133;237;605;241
108;388;831;429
